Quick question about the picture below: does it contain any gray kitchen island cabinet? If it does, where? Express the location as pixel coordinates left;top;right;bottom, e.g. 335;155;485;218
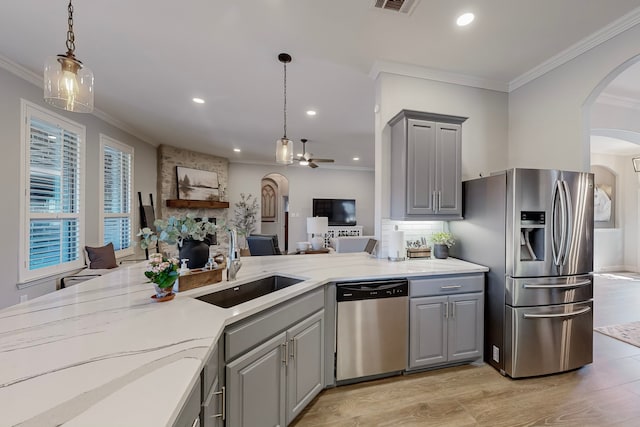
224;288;325;427
389;110;467;220
408;274;484;370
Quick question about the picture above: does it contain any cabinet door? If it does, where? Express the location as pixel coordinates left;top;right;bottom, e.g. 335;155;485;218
406;119;437;215
202;376;224;427
409;296;448;369
435;122;461;215
286;310;324;424
226;332;286;427
447;293;483;362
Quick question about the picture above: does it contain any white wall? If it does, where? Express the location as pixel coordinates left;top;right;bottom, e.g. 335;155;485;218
508;24;640;172
591;152;640;272
228;163;374;252
0;66;157;308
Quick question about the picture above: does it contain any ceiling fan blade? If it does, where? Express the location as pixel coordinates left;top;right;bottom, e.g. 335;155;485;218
308;158;334;163
309;162;319;168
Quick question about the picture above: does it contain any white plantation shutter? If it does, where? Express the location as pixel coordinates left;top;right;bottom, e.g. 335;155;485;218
100;136;134;255
20;101;85;282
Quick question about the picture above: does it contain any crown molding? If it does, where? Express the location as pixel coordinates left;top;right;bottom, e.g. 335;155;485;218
370;60;509;92
510;6;640;91
591;128;640;145
595;92;640;110
0;52;157;147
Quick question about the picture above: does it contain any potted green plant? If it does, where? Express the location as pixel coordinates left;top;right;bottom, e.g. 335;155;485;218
138;214;218;269
430;232;455;259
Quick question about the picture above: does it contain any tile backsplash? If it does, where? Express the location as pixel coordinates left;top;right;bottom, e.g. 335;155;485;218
380;219;447;258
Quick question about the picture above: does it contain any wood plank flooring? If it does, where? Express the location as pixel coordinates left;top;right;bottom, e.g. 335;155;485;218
291;273;640;427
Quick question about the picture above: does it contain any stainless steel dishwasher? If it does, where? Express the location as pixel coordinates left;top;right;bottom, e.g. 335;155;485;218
336;278;409;382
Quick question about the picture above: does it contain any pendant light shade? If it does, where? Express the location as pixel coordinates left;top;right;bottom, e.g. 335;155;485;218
44;0;94;113
275;53;293;164
276;137;293;164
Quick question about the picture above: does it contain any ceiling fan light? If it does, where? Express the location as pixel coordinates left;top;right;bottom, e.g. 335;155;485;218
276;138;294;164
299;160;309;166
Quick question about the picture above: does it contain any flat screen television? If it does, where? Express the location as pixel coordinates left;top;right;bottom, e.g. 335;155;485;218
312;198;356;226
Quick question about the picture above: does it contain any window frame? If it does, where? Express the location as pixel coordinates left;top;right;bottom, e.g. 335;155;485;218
19;100;86;283
99;134;135;258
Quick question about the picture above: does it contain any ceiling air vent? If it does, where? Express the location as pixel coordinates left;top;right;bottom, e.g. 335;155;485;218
374;0;418;13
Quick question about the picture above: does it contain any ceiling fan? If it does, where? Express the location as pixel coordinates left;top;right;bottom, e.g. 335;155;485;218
296;139;334;168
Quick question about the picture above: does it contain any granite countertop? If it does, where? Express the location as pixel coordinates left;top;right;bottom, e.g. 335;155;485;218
0;253;487;427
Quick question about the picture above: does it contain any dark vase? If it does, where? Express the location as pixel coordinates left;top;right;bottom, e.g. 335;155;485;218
433;244;449;259
179;239;210;269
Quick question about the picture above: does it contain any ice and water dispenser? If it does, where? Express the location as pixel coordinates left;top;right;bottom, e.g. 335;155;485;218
520;211;545;261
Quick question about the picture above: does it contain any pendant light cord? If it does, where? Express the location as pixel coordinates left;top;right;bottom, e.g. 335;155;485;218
283;61;287;139
66;0;76;55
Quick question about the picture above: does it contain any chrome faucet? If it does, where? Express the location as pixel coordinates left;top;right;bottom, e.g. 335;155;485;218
227;228;242;281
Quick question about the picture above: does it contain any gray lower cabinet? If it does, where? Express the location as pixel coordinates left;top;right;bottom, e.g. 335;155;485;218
225;305;325;427
409;293;483;369
227;332;288;427
389;110;467;220
173;375;202;427
286;310;324;424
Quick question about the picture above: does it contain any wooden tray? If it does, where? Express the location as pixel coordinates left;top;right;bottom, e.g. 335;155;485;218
178;267;223;292
407;248;431;258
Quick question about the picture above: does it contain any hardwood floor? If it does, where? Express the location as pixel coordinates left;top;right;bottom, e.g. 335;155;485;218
291;273;640;427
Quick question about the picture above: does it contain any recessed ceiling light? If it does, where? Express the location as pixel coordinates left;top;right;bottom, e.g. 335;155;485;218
192;97;205;104
296;153;303;157
48;135;57;140
456;12;474;26
233;148;241;152
306;110;317;116
353;157;360;161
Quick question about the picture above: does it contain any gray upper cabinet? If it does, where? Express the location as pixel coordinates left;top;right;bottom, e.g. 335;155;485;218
389;110;467;220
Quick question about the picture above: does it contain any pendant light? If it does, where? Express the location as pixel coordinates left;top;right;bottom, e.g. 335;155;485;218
275;53;294;164
44;0;94;113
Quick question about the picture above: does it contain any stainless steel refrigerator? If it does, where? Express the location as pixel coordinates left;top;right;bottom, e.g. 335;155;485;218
450;168;594;378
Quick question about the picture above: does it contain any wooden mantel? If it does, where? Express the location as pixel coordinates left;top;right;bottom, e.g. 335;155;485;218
165;199;230;209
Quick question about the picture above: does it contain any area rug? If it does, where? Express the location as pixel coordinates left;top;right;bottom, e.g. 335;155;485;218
595;321;640;348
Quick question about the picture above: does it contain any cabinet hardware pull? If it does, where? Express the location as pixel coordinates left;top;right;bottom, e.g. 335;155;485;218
451;302;455;319
282;342;288;366
207;386;226;420
440;285;462;289
523;306;591;319
191;416;200;427
221;386;226;421
290;338;297;361
523;280;590;289
444;302;449;318
438;191;442;210
432;191;437;212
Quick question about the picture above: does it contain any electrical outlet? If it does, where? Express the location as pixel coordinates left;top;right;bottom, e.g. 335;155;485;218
19;294;28;303
492;345;499;363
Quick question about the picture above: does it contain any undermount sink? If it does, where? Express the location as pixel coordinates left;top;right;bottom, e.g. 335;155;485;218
196;275;303;308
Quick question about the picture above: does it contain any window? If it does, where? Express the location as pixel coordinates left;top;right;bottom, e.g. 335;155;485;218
100;135;134;257
20;101;86;282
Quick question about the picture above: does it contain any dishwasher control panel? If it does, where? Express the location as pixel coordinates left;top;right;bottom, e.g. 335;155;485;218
336;280;408;302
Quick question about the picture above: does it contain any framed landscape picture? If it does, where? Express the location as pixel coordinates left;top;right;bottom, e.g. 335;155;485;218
176;166;219;200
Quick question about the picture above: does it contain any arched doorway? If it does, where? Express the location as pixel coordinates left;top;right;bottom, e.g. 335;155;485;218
260;173;290;252
583;54;640;272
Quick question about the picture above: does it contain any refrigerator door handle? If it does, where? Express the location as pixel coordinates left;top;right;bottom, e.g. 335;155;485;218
557;180;568;266
561;180;573;266
551;180;561;266
523;280;591;289
523;306;591;319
